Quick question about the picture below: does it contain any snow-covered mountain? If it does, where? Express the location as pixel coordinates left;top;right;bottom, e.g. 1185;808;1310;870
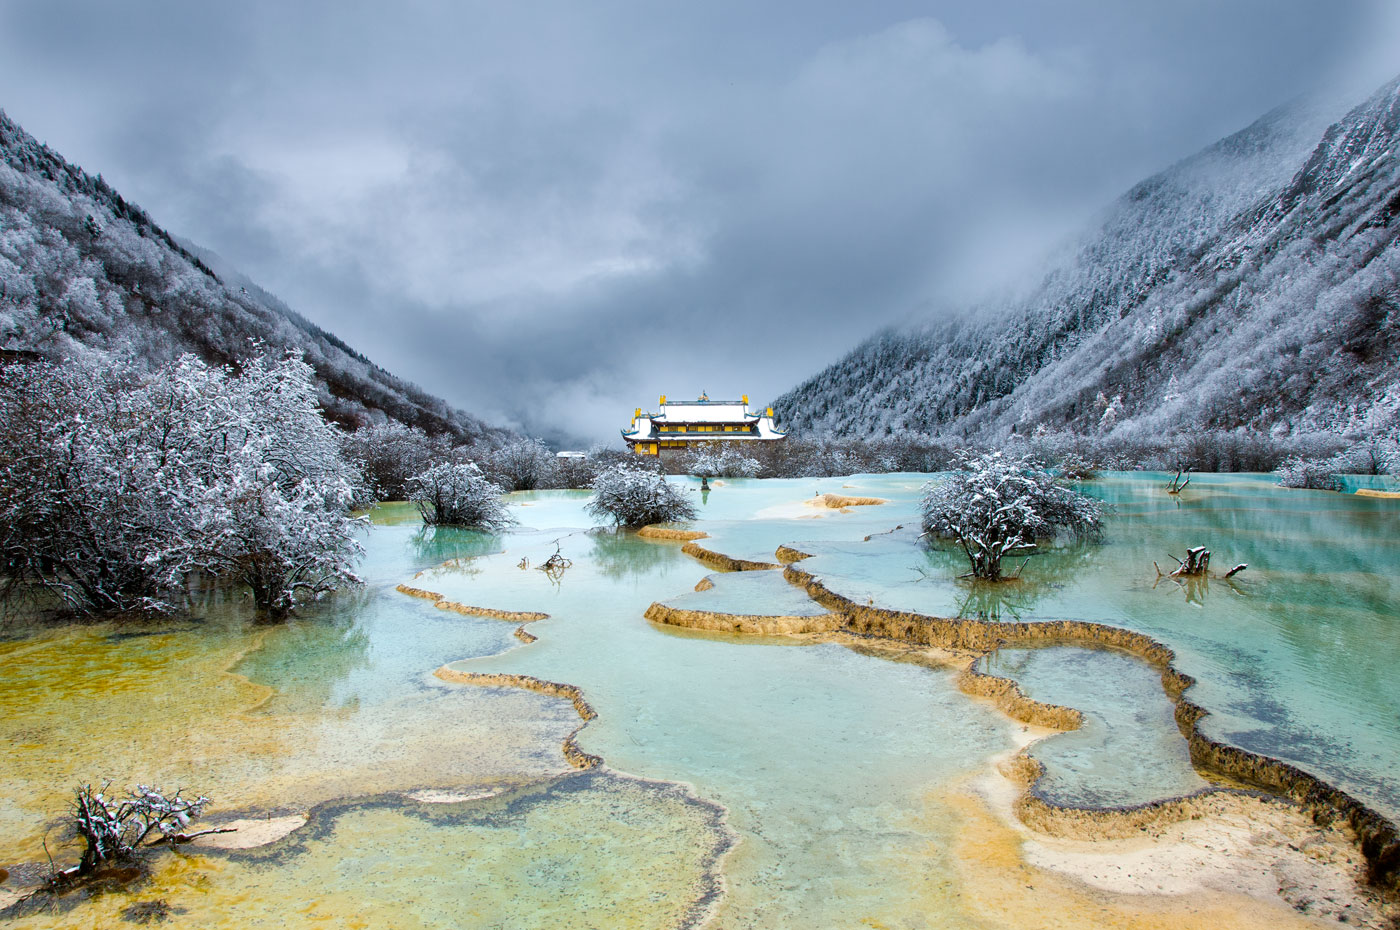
775;75;1400;442
0;110;508;444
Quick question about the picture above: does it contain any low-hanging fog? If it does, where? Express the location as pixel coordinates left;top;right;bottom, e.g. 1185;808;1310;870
1;0;1396;444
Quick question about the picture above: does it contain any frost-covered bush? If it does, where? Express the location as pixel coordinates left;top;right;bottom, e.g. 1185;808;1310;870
189;353;366;617
921;452;1104;581
0;351;365;618
587;464;697;527
682;441;761;478
341;421;453;501
1332;437;1400;476
0;358;183;612
70;782;209;875
553;454;597;490
1056;452;1101;480
481;438;558;491
407;462;514;529
1276;456;1345;491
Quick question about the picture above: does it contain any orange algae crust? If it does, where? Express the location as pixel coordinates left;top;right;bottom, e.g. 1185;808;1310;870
1355;488;1400;499
395;583;549;622
946;791;1390;929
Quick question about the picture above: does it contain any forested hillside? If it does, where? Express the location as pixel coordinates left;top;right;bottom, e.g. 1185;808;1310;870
0;110;508;444
776;75;1400;443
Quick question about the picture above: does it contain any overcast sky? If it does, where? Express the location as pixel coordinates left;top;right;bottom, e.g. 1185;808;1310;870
1;1;1396;444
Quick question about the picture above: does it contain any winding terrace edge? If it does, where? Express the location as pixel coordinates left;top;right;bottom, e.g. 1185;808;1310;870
396;583;550;623
434;667;602;769
769;544;1400;893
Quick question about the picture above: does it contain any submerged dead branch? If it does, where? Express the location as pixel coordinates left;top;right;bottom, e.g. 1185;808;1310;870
536;542;573;583
1153;545;1249;604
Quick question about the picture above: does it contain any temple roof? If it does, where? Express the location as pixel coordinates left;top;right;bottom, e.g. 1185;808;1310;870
624;394;784;442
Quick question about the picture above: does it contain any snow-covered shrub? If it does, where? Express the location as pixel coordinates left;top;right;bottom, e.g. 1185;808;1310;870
1276;456;1345;491
407;462;514;529
1056;452;1101;480
682;441;761;478
70;782;209;875
0;351;365;618
921;451;1104;581
553;454;596;490
587;463;697;527
341;421;451;501
481;438;558;491
1332;437;1400;476
167;353;365;618
0;356;203;613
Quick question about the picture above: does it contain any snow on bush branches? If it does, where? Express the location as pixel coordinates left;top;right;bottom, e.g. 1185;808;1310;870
1275;455;1346;491
70;782;211;875
921;451;1104;581
586;463;697;527
0;351;365;617
682;441;760;478
408;462;514;529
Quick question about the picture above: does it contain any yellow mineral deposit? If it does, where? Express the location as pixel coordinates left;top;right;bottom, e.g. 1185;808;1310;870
637;525;711;541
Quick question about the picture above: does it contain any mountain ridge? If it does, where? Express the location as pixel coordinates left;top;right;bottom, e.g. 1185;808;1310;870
0;109;510;444
775;75;1400;442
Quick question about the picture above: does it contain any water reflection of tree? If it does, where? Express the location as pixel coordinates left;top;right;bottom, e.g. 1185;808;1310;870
1152;572;1248;607
588;528;679;581
233;605;372;713
410;526;503;572
924;543;1098;622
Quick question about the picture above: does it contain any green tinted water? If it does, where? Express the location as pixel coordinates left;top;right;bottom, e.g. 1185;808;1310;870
1;475;1397;928
980;646;1211;808
792;473;1400;823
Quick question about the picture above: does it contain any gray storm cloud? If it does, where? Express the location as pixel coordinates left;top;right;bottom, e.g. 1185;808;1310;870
0;0;1392;443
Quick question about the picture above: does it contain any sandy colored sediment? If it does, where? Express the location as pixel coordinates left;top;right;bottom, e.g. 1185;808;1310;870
943;728;1399;929
958;662;1085;731
405;788;509;804
190;814;307;850
804;493;888;511
775;544;816;564
638;526;710;541
680;541;780;572
643;601;842;635
434;668;595;721
434;667;602;769
396;583;549;622
1356;488;1400;499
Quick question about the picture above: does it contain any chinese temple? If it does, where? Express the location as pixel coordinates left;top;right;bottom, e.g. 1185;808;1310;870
622;393;786;456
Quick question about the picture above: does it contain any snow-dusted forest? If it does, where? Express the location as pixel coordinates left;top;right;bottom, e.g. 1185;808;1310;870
776;74;1400;445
